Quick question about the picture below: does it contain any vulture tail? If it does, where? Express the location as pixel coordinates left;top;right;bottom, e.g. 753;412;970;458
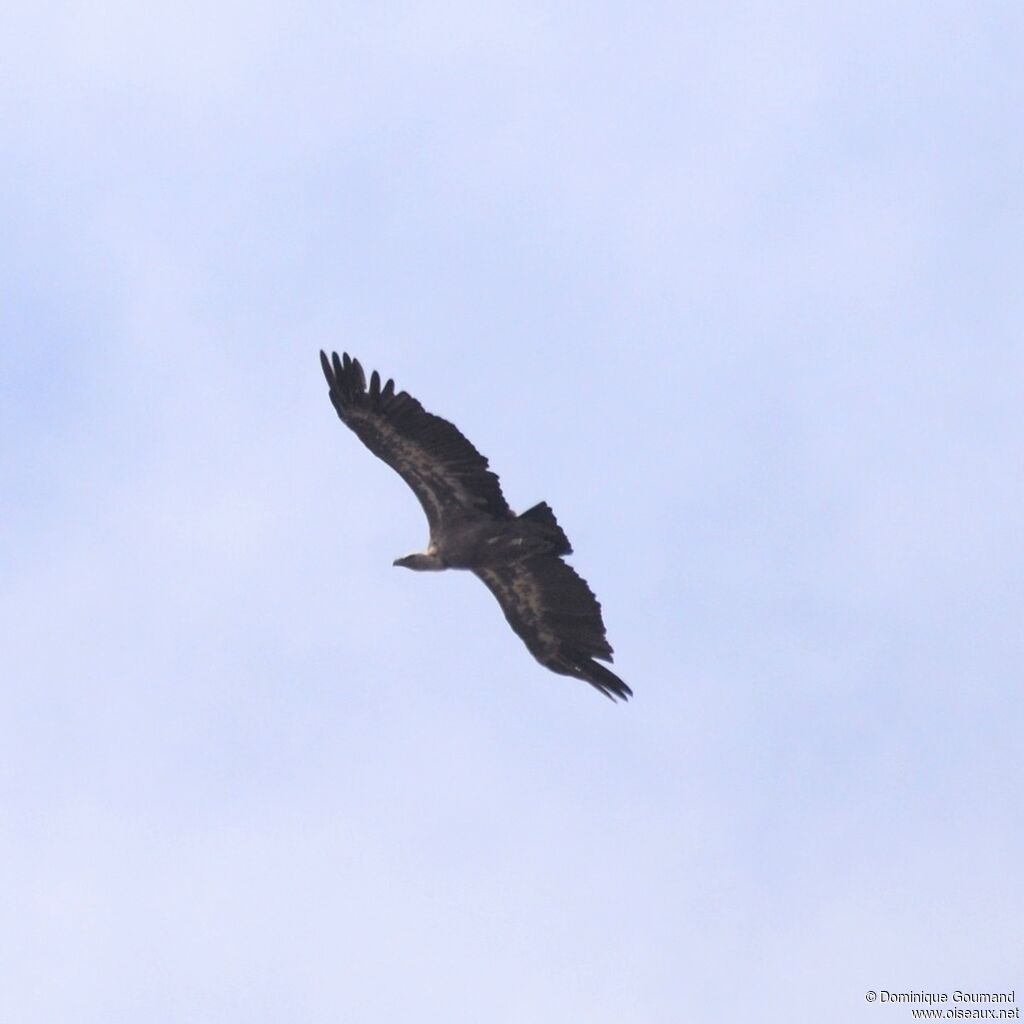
518;502;573;556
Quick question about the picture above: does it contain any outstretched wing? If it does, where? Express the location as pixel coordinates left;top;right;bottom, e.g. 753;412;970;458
474;556;631;701
321;351;511;533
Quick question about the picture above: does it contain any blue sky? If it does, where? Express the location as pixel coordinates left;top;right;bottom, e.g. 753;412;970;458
2;3;1022;1021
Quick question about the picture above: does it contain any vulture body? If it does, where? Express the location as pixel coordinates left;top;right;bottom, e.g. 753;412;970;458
320;351;630;702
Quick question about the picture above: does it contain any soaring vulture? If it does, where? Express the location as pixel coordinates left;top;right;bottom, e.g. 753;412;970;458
320;351;631;702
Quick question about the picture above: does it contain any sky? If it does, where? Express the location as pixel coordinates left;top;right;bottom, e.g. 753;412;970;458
2;3;1022;1021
